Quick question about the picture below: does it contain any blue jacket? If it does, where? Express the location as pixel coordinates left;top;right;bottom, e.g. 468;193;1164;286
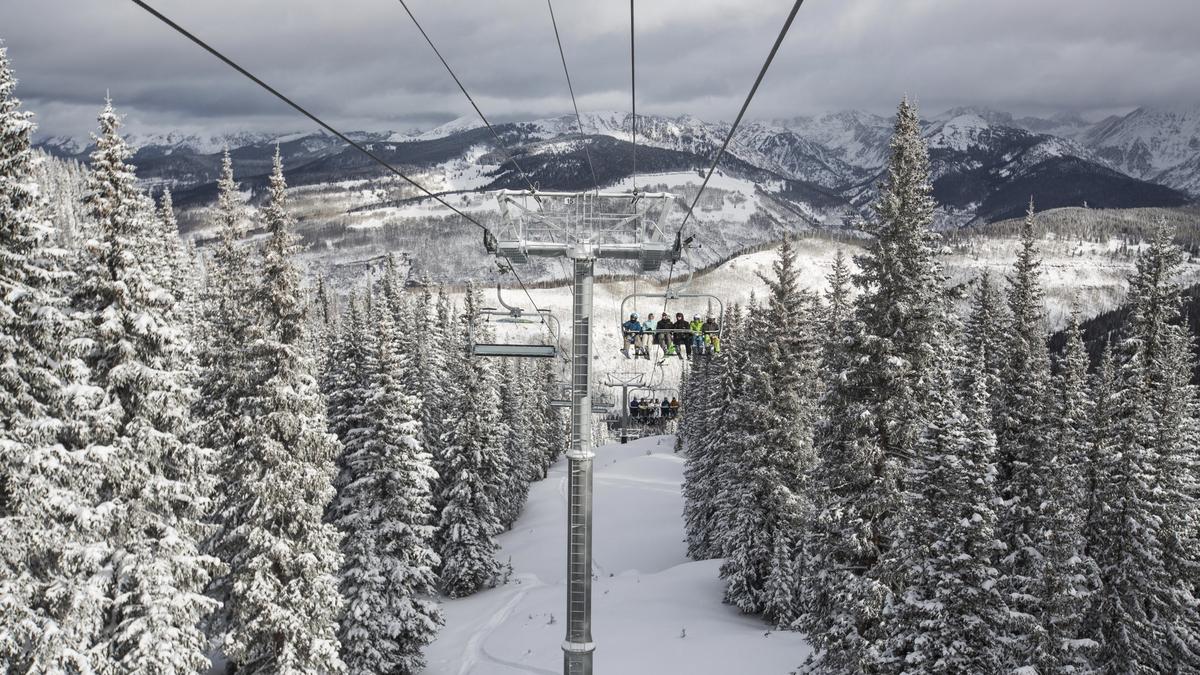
622;319;642;333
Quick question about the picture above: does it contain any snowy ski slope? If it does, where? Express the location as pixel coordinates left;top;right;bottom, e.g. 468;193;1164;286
421;435;811;675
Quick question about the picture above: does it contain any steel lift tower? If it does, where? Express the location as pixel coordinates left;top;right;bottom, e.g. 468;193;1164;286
493;189;677;675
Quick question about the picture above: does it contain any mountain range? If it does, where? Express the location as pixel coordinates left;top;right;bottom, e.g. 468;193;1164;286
37;104;1199;229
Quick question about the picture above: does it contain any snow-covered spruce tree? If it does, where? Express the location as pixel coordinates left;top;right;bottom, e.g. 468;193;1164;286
409;280;439;459
334;291;442;675
0;45;109;671
963;269;1008;421
73;99;218;673
799;98;957;673
323;291;370;449
219;149;345;674
682;307;739;561
1084;223;1200;673
994;200;1079;668
493;358;520;528
879;356;1008;673
311;273;336;376
719;240;821;626
435;287;504;598
534;357;565;475
495;358;535;528
196;149;262;642
426;287;456;516
1027;309;1099;673
706;303;747;557
1082;343;1116;558
680;311;732;558
819;249;853;387
146;189;192;318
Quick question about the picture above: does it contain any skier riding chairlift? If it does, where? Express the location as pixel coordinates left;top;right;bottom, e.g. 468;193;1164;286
621;313;650;359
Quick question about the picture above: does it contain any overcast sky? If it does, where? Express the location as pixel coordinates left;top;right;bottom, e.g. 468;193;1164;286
4;0;1199;140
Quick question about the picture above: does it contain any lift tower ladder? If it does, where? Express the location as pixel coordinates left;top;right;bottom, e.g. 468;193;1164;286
493;189;676;675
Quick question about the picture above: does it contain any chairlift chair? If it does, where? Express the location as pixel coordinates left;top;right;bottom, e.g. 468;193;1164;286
469;284;561;359
618;250;725;360
620;289;725;358
550;383;612;414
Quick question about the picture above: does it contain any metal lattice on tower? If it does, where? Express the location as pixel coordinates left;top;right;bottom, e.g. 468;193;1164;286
494;190;676;270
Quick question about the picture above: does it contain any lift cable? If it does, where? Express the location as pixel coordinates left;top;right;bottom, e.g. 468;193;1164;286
129;0;547;317
629;0;637;192
630;0;640;315
395;0;541;196
662;0;806;314
546;0;598;188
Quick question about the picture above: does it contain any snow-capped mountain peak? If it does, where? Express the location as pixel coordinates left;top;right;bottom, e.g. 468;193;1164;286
1084;104;1200;180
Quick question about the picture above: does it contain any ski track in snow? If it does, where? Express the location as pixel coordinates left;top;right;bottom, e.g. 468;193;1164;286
459;574;545;675
422;435;811;674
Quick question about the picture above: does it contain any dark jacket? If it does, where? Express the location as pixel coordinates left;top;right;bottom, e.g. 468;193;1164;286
702;319;718;334
656;317;674;344
671;318;689;343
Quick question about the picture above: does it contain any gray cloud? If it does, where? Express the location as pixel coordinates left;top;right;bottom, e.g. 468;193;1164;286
3;0;1199;140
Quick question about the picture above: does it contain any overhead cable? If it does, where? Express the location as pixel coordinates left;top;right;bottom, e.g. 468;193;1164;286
395;0;542;194
129;0;547;316
663;0;807;312
546;0;599;187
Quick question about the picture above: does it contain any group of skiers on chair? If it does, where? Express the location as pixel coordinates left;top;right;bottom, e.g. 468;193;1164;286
620;311;721;360
629;396;680;422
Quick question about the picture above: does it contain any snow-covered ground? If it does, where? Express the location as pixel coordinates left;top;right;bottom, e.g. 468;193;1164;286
422;435;811;675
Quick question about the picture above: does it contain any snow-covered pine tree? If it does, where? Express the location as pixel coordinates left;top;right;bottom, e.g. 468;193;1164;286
409;279;438;447
435;286;504;598
196;149;262;645
220;149;345;674
0;44;108;672
534;357;565;475
682;308;737;560
146;189;190;315
818;248;853;390
324;291;370;449
706;303;746;557
715;303;770;610
680;309;726;520
1029;309;1098;673
994;199;1060;667
1083;343;1116;557
719;239;820;626
495;358;534;528
1084;223;1200;672
334;289;442;675
800;98;957;673
880;354;1008;673
426;287;456;517
311;273;336;375
74;98;218;673
823;247;852;337
963;269;1008;421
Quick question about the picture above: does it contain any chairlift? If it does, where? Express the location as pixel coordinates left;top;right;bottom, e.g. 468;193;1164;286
620;289;725;359
469;284;561;359
618;250;725;361
550;383;612;414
